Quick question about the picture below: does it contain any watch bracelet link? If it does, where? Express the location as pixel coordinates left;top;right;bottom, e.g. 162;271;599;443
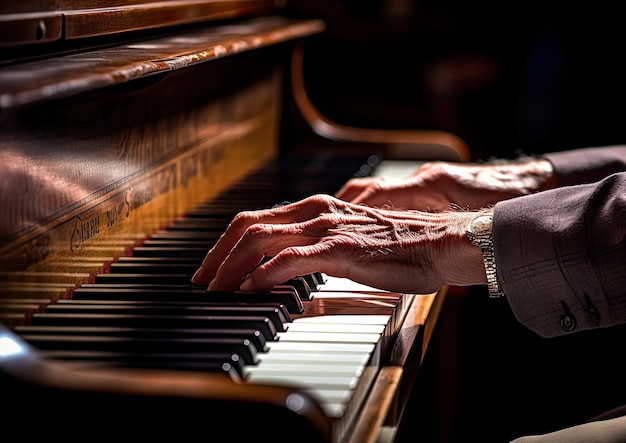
479;241;505;298
466;211;506;298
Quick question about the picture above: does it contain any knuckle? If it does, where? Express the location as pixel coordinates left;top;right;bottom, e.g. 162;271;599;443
309;193;335;209
231;211;253;228
244;223;272;240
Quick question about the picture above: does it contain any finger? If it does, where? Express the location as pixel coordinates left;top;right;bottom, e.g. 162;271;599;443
208;235;266;291
240;243;340;291
350;187;400;209
194;195;351;286
335;177;377;201
192;202;321;285
337;178;401;208
207;222;323;291
349;187;380;206
191;214;255;285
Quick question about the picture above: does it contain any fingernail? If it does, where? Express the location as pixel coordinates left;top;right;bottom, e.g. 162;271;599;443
240;278;251;291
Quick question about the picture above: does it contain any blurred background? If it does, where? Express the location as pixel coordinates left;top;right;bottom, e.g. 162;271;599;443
285;0;626;161
283;1;626;442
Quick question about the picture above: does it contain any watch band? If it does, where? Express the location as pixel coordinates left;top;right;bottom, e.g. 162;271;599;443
466;212;505;298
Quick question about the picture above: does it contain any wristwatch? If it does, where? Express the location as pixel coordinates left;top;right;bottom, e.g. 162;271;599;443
466;211;505;298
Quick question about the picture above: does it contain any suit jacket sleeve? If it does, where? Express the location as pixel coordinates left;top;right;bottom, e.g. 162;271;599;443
492;146;626;337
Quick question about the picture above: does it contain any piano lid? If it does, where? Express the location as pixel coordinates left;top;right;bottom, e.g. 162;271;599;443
0;15;325;110
0;0;281;49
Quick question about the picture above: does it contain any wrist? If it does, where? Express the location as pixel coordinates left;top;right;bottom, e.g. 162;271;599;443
465;208;505;298
436;211;489;288
484;156;557;195
533;159;558;191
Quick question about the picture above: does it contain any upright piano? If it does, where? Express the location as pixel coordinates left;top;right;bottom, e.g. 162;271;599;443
0;2;469;441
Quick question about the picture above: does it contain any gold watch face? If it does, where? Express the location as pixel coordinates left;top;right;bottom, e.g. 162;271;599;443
468;214;493;237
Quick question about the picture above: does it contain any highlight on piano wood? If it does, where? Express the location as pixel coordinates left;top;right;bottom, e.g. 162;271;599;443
1;2;468;442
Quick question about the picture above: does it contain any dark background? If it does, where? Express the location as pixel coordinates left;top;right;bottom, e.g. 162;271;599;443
285;0;626;161
284;1;626;442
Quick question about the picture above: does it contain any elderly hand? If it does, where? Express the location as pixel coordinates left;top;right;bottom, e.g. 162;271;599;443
335;159;556;210
191;194;487;294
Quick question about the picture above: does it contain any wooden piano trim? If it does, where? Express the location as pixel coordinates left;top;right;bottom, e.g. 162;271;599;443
0;0;280;48
348;366;403;443
290;44;471;163
0;16;326;111
347;288;447;443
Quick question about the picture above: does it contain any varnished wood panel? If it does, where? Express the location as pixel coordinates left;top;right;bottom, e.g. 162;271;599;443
0;17;325;283
0;0;279;48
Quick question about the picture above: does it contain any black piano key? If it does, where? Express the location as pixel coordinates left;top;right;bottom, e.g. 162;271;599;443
20;334;260;365
183;204;237;211
301;273;321;291
44;303;288;332
108;262;199;274
280;276;312;301
166;219;230;231
39;350;247;379
147;230;219;241
95;273;193;285
199;291;303;314
209;192;278;206
74;283;198;292
98;270;319;304
184;212;239;220
72;286;304;314
312;271;327;285
269;285;304;303
116;257;202;264
131;247;209;258
30;314;279;340
140;239;212;248
182;206;242;218
15;324;268;352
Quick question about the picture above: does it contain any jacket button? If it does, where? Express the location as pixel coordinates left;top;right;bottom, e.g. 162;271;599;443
560;314;577;332
559;301;577;332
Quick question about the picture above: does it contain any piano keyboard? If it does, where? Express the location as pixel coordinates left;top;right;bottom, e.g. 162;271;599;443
0;154;426;443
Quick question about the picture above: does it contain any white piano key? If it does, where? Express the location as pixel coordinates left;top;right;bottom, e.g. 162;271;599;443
256;351;371;365
248;320;386;422
275;331;382;343
319;402;347;418
317;276;388;293
290;314;390;325
246;373;360;390
244;362;364;377
304;388;353;404
264;341;375;354
247;350;373;420
284;321;386;334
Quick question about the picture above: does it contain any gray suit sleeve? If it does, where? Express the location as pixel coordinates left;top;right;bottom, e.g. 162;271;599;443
543;145;626;186
492;146;626;338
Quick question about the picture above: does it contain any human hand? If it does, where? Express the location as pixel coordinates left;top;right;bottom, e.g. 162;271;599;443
335;159;556;210
191;194;487;294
